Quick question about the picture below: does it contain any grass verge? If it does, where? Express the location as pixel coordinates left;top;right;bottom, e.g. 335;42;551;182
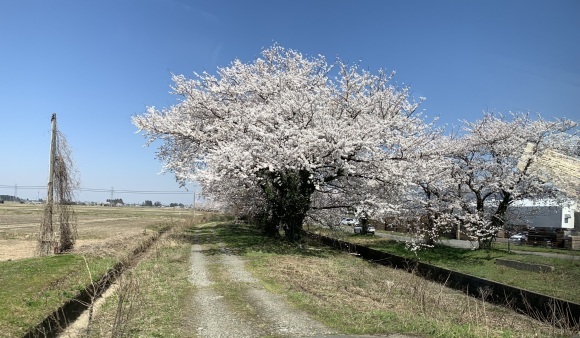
493;241;580;256
314;227;580;304
0;254;116;337
213;223;568;337
87;221;197;337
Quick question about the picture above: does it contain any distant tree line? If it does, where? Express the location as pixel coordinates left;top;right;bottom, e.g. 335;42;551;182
0;195;23;203
141;200;185;208
142;200;161;207
106;198;124;205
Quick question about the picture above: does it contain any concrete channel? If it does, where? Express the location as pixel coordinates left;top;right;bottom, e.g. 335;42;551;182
23;227;170;338
307;232;580;327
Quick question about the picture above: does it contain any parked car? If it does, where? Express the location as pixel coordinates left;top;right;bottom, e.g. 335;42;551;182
509;233;527;243
354;224;375;235
340;217;358;226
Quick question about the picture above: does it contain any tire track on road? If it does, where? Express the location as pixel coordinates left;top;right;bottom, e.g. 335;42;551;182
187;230;334;337
188;242;258;337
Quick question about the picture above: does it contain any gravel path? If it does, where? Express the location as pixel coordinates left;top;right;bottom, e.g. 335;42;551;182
188;243;258;337
187;232;335;338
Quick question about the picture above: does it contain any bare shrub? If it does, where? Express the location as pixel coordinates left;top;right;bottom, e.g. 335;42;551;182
53;137;79;252
520;294;580;337
111;273;141;338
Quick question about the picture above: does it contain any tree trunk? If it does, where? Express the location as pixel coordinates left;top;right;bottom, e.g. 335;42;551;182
258;169;315;241
492;191;512;230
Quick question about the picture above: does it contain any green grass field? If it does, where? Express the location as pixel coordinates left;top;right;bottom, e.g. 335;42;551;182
0;254;115;337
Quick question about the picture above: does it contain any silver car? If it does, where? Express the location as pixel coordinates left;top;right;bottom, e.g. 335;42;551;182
509;233;527;243
354;224;375;235
340;217;358;226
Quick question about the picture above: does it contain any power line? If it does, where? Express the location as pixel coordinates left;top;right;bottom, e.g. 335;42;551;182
0;184;194;195
0;184;44;190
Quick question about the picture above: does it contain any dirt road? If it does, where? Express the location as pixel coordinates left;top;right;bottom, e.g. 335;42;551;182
187;229;335;337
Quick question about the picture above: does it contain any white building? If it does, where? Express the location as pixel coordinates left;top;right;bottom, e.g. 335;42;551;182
511;145;580;231
508;199;577;230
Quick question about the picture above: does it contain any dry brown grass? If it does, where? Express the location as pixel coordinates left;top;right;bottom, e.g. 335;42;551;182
0;203;193;261
83;219;198;338
251;252;563;337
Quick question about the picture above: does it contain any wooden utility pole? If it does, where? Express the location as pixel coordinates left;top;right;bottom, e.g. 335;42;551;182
38;113;78;254
39;113;57;255
47;113;57;208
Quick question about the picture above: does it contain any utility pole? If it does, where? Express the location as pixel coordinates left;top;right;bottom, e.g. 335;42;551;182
47;114;57;207
39;113;57;255
39;113;78;255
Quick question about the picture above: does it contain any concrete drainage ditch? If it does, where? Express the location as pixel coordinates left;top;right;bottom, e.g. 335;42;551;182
23;227;170;338
307;232;580;327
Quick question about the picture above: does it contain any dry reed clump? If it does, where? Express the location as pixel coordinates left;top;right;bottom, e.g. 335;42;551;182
75;271;144;338
254;253;557;337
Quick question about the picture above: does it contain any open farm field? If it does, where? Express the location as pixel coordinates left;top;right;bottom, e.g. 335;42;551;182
0;203;193;261
0;202;198;337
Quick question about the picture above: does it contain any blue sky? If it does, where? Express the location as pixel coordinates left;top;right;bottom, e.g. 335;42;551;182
1;0;578;205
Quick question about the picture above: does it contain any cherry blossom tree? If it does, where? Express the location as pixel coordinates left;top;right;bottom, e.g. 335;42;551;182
412;112;577;249
404;135;461;248
133;45;433;240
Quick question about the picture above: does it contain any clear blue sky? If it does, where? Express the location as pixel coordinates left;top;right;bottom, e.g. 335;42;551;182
1;0;578;205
